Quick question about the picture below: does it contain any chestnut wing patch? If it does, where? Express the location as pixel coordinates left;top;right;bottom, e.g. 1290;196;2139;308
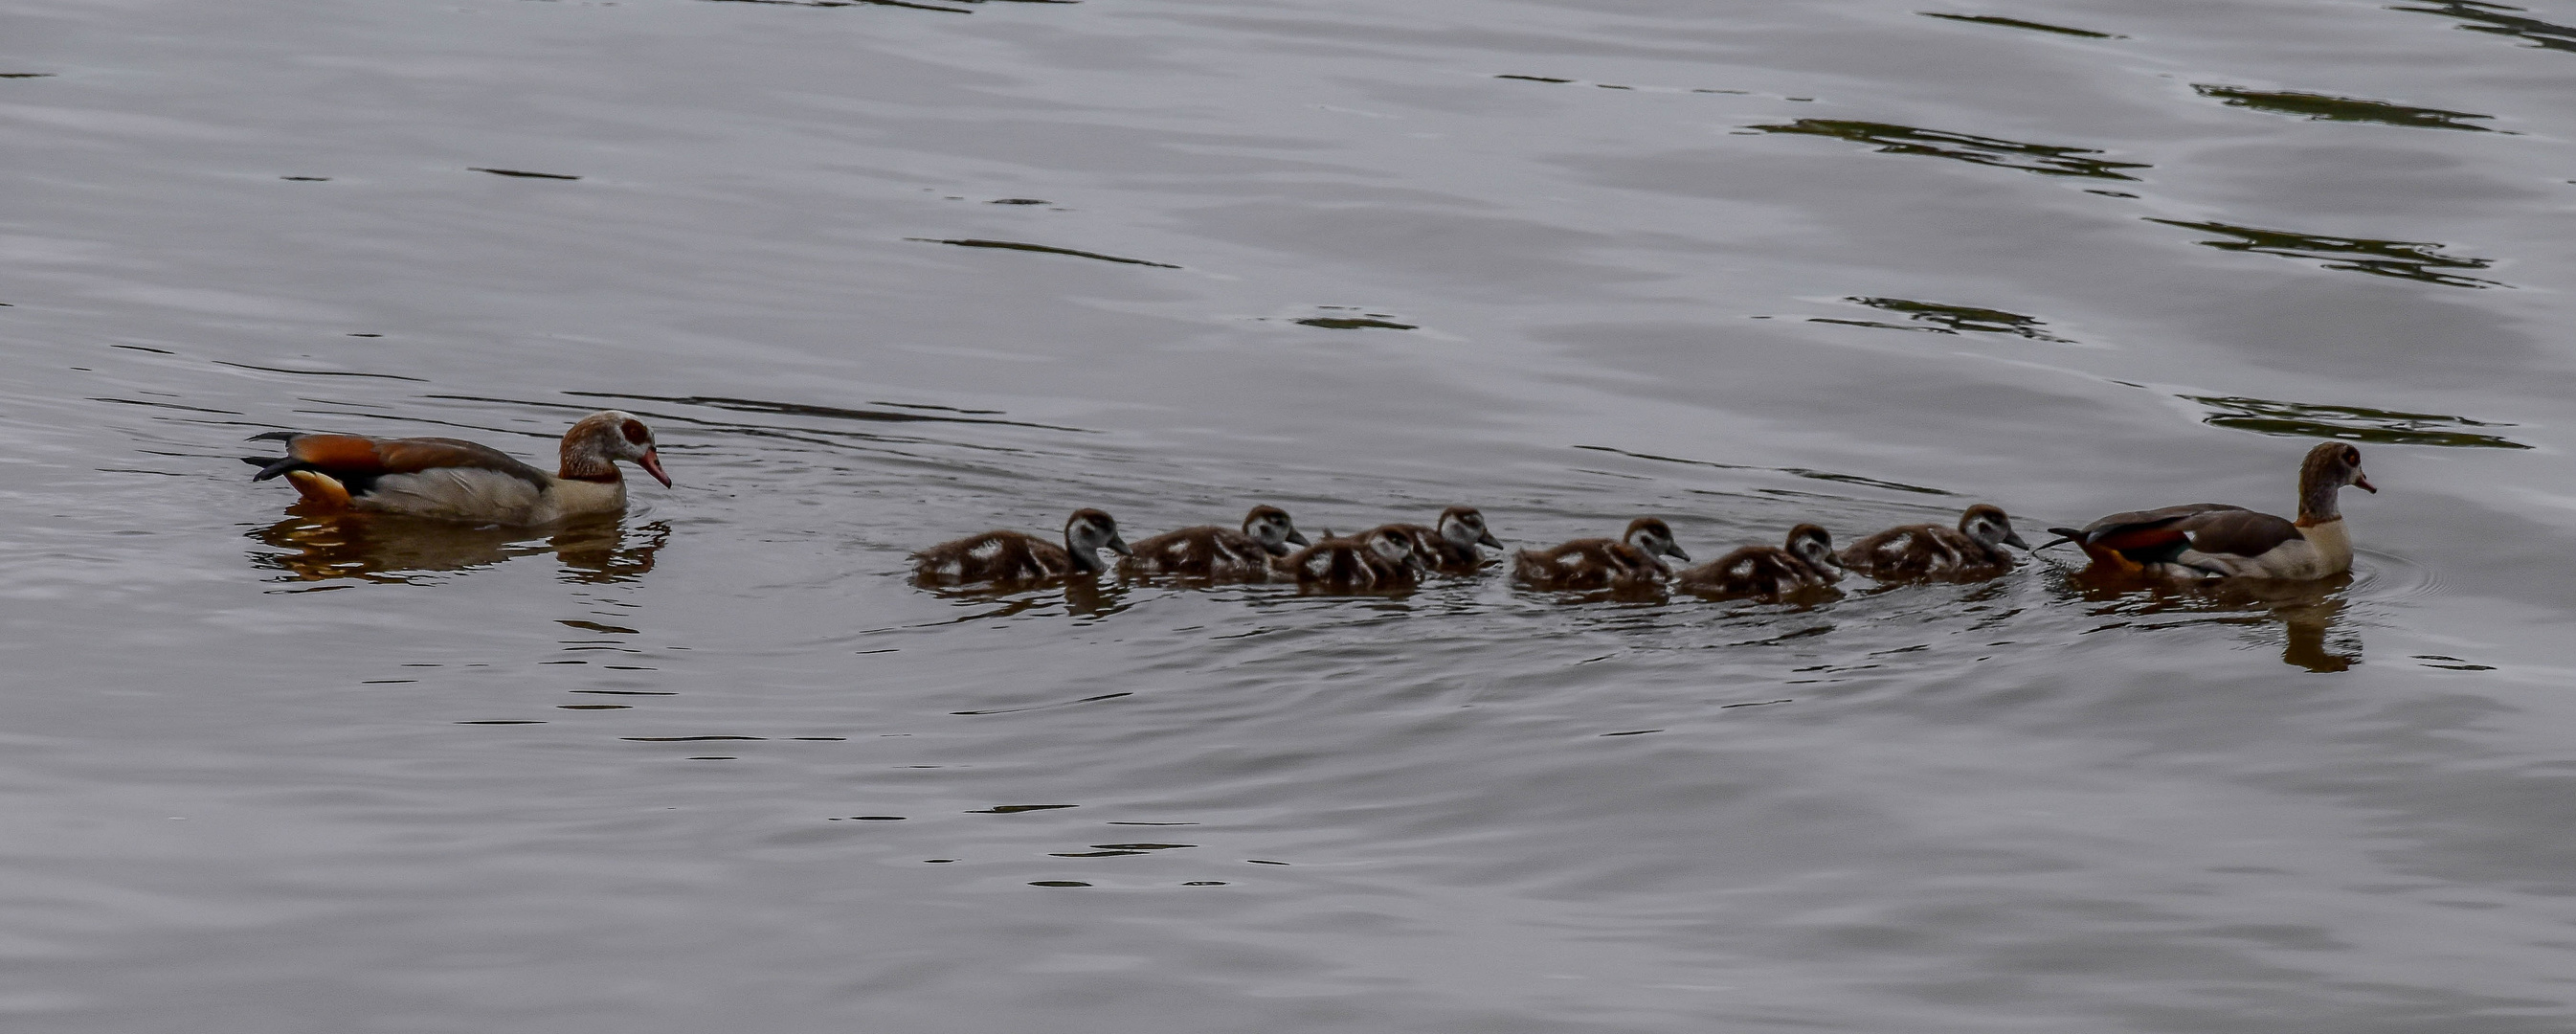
251;434;551;493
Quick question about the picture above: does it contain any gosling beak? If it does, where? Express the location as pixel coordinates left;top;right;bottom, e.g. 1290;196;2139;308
1108;534;1132;557
1287;528;1311;548
2004;529;2031;551
637;448;673;488
1477;529;1504;550
1666;545;1691;562
2354;472;2377;494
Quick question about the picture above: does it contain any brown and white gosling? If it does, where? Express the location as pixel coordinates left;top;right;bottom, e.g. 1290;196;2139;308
1119;505;1310;581
1836;504;2028;581
242;410;672;525
1512;517;1690;591
1676;524;1843;600
913;508;1131;586
1365;506;1505;573
2039;441;2373;580
1283;527;1422;591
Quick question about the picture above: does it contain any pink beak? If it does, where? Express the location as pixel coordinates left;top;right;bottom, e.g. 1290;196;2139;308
638;448;673;488
2354;471;2376;494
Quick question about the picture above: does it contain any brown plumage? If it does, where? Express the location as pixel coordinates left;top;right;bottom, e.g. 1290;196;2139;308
2041;442;2373;581
1512;517;1690;591
1836;504;2027;581
1282;527;1421;591
1119;505;1310;580
1362;505;1505;574
913;508;1131;586
241;410;671;525
1677;524;1843;600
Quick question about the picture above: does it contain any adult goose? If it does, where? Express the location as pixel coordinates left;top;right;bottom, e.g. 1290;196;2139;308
914;508;1131;586
1837;504;2028;581
243;410;671;525
2040;441;2374;580
1119;505;1310;580
1365;506;1505;574
1677;524;1843;600
1512;517;1689;591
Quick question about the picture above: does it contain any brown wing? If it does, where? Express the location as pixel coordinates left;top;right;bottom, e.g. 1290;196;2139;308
2076;504;2243;538
262;434;550;490
2167;508;2302;559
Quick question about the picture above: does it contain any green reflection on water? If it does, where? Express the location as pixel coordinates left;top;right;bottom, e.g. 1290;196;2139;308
2146;219;2501;287
1918;12;2124;38
1815;297;2072;342
2185;395;2528;448
1749;119;2148;179
2193;84;2497;130
2390;0;2576;54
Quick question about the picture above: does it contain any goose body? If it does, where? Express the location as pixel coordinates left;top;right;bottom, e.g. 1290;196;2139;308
1365;506;1505;573
242;410;671;525
1678;524;1843;600
2042;442;2372;580
1512;517;1689;591
1283;528;1421;590
1837;504;2027;580
914;508;1131;586
1120;505;1310;580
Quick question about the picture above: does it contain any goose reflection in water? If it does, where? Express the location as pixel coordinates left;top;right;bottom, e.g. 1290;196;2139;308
248;514;668;585
2062;572;2359;672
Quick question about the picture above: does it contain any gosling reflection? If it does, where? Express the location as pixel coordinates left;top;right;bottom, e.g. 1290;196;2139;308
248;514;667;585
2063;572;2358;672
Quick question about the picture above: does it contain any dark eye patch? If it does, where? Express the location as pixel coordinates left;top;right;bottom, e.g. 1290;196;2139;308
621;420;651;445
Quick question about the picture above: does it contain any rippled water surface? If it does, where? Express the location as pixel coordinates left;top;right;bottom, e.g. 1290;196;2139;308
8;0;2576;1029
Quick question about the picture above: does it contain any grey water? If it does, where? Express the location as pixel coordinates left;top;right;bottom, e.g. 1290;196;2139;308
6;0;2576;1030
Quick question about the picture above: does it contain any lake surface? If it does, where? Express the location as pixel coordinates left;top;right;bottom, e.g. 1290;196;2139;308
7;0;2576;1029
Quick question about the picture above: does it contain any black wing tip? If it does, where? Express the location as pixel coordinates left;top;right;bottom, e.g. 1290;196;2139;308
2035;528;2084;551
246;430;300;443
250;457;306;482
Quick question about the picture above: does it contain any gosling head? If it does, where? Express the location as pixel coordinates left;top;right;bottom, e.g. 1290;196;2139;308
1064;508;1131;573
1623;517;1689;563
1785;523;1841;569
1365;528;1419;569
1437;506;1505;551
1243;505;1310;557
1958;504;2029;551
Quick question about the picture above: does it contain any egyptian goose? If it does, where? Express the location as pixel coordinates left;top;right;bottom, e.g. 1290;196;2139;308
1677;524;1843;599
1282;527;1421;590
1364;505;1505;573
243;410;671;525
1512;517;1690;591
1119;505;1310;580
2040;441;2373;580
1836;504;2028;580
912;508;1131;586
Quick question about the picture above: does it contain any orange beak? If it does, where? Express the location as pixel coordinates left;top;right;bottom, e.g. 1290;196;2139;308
638;448;673;488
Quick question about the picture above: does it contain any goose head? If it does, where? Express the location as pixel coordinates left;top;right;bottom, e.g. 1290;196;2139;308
2298;442;2374;520
1064;508;1131;573
1243;506;1310;557
562;410;673;486
1437;506;1505;551
1786;523;1842;570
1623;517;1690;563
1959;504;2029;551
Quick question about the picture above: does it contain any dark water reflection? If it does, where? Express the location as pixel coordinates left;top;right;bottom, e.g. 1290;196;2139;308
250;515;668;585
9;0;2576;1030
